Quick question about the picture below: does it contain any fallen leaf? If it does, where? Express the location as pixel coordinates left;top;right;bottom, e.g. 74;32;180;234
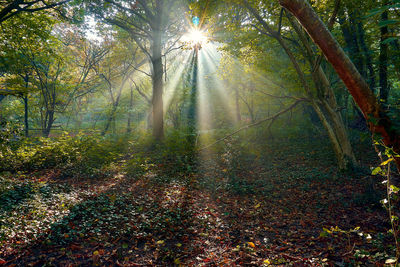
385;258;397;264
247;241;255;248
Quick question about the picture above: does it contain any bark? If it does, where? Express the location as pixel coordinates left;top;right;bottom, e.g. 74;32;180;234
151;0;164;141
279;0;400;170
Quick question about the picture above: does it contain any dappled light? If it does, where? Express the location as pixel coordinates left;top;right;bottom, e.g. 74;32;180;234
1;0;400;266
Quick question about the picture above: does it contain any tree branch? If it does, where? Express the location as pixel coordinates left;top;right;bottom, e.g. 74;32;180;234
199;99;305;151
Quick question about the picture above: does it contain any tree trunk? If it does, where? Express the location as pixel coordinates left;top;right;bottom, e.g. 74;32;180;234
43;110;54;137
235;88;241;123
127;86;133;133
23;95;28;137
279;0;400;170
151;1;164;141
288;14;357;168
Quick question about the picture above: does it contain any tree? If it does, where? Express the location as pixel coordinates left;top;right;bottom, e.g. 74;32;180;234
279;0;400;170
0;0;70;24
85;0;185;140
230;0;356;169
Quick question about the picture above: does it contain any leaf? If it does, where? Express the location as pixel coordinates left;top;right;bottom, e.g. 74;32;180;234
385;258;397;264
254;203;261;209
378;19;400;28
382;37;399;45
122;243;128;249
156;240;165;245
391;185;400;193
109;194;116;202
247;241;255;248
263;259;271;265
371;166;382;175
380;158;394;166
176;243;182;247
93;250;99;256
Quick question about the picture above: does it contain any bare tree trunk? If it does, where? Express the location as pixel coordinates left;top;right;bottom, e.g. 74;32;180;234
235;88;241;123
43;110;54;137
23;95;28;137
23;74;29;137
127;86;133;133
279;0;400;170
151;1;164;141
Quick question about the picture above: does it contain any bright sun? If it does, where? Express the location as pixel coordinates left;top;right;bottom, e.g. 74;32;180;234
185;29;207;45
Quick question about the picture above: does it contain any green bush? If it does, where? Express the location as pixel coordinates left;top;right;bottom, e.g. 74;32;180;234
0;132;126;178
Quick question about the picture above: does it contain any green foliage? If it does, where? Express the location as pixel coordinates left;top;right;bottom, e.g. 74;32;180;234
125;130;198;183
0;132;124;178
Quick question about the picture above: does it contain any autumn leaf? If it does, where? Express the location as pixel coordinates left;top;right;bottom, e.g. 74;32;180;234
247;241;255;248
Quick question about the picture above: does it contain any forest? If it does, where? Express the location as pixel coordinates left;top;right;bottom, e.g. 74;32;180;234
0;0;400;265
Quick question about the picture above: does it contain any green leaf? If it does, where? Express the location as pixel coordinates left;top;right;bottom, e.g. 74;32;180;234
390;185;400;193
372;166;382;175
382;37;399;44
378;19;400;28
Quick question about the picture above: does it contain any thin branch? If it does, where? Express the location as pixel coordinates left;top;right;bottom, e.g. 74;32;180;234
199;99;305;151
254;89;307;101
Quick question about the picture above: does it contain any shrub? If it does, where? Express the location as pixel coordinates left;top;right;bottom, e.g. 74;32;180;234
0;132;126;178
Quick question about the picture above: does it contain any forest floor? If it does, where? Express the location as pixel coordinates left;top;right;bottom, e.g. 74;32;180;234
0;137;397;266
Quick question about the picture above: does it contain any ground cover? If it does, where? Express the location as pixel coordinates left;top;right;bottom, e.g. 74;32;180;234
0;136;396;266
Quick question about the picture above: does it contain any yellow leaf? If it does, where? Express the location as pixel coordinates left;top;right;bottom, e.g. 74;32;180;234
93;250;99;256
381;158;394;166
247;241;255;248
174;258;181;264
156;240;165;245
263;259;270;265
254;203;261;209
176;243;182;247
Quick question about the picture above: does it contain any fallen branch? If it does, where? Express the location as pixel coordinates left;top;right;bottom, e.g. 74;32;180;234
199;99;306;151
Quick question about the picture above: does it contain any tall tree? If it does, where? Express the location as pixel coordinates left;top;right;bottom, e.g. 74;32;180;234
279;0;400;170
85;0;184;140
235;0;356;169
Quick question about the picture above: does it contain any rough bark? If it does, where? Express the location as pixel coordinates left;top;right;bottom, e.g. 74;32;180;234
279;0;400;170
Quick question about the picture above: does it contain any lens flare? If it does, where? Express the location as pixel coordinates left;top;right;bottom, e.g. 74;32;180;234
184;29;207;46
